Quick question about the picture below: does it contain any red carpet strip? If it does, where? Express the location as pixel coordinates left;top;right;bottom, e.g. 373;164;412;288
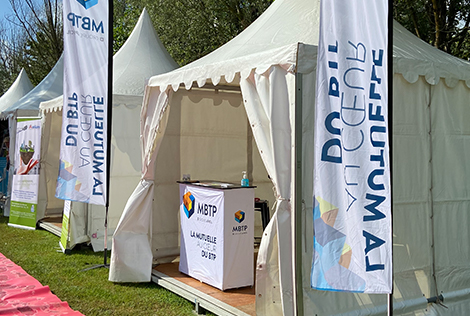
0;253;83;315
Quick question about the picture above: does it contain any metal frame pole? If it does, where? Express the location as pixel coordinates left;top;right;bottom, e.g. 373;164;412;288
81;0;113;272
102;0;114;268
387;0;394;314
294;70;304;316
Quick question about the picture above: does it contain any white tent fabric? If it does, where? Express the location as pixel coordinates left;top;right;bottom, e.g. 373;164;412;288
109;88;169;282
0;69;34;113
1;58;63;216
2;56;63;118
37;8;178;251
110;0;470;315
393;21;470;87
146;0;317;91
112;8;177;97
240;66;296;315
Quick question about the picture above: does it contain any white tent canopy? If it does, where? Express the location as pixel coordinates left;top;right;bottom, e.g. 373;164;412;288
1;59;62;216
145;0;318;91
0;69;34;113
110;0;470;315
2;56;63;119
38;8;178;251
393;21;470;86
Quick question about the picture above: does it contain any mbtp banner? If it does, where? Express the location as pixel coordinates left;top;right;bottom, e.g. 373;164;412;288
311;1;391;293
57;0;110;205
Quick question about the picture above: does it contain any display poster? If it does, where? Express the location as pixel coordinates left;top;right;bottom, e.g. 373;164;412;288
57;0;110;205
8;118;42;230
179;184;254;290
60;200;72;252
311;0;392;293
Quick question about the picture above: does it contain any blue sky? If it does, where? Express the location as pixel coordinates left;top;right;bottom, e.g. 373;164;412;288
0;1;12;16
0;1;13;23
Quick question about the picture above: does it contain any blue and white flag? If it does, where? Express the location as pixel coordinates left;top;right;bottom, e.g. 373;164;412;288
57;0;110;205
311;0;391;293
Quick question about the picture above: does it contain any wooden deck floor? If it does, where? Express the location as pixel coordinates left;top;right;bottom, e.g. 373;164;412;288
153;262;256;316
37;216;63;237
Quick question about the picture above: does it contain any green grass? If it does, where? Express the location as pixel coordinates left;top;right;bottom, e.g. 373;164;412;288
0;216;197;316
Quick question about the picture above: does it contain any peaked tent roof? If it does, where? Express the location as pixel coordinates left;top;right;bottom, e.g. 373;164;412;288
148;0;320;90
41;8;179;113
147;0;470;91
2;55;63;117
113;8;178;97
0;69;34;113
393;20;470;86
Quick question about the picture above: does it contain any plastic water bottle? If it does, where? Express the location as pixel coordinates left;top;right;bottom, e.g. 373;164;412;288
241;171;249;187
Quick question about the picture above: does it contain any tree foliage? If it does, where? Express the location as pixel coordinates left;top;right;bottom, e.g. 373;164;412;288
0;16;32;94
7;0;63;86
3;0;470;96
393;0;470;59
0;0;273;95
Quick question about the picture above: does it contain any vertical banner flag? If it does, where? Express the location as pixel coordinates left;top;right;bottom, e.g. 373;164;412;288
8;118;42;230
311;1;391;293
57;0;109;205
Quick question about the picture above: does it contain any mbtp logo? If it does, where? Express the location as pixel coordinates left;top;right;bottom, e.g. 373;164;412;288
183;192;195;219
77;0;98;9
235;210;245;223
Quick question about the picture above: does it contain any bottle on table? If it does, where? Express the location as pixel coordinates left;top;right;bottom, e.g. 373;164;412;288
241;171;249;187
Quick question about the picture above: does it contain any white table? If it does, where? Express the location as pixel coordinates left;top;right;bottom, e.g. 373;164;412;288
179;181;254;290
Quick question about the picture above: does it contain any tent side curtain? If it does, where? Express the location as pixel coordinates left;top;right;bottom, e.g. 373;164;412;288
299;73;470;315
429;79;470;314
240;65;296;316
109;87;171;282
301;74;433;315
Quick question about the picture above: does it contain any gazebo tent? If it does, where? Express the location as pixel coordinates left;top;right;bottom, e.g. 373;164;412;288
0;69;34;114
38;9;178;251
109;0;470;315
1;58;63;217
2;56;63;119
0;68;34;212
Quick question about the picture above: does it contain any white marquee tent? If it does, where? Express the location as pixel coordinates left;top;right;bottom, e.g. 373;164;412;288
1;58;63;217
0;69;34;114
38;9;178;251
109;0;470;315
2;57;64;119
0;68;34;214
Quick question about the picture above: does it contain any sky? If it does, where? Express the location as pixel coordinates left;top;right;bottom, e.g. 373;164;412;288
0;1;12;21
0;1;15;30
0;0;43;32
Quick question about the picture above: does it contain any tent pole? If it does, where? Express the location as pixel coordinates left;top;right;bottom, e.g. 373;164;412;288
387;0;394;314
294;70;304;316
102;0;114;268
80;0;113;272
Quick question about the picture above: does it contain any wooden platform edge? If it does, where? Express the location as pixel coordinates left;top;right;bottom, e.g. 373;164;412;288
151;269;252;316
37;220;62;237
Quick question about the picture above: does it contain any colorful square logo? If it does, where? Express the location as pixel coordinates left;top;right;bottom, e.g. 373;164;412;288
235;210;245;223
183;192;195;219
77;0;98;9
